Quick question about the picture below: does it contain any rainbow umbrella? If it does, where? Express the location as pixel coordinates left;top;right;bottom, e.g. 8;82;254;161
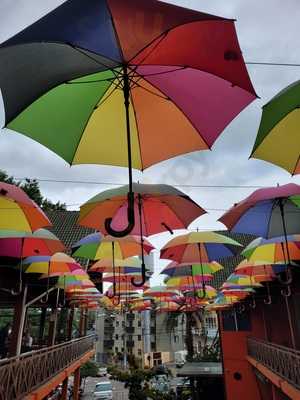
0;228;65;258
188;286;217;299
165;276;213;290
0;182;50;232
72;233;154;260
102;273;142;283
160;232;241;264
224;273;264;287
250;80;300;175
219;183;300;283
1;0;256;237
161;261;223;277
79;183;206;236
89;257;142;273
24;253;81;274
144;286;181;298
235;259;285;277
242;235;300;263
160;231;241;295
219;183;300;238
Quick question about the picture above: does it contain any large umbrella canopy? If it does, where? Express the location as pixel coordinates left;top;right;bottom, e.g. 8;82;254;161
242;235;300;263
72;233;154;260
1;0;256;171
78;183;206;235
160;231;242;264
0;228;65;258
0;182;50;232
251;80;300;175
161;261;223;277
219;183;300;238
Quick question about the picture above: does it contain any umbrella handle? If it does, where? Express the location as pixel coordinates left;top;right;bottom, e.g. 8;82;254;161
264;282;272;305
10;281;23;296
277;266;293;285
281;285;292;297
131;261;146;287
249;298;256;309
105;192;135;237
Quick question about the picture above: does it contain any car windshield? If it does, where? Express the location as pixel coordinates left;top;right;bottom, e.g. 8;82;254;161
95;383;112;391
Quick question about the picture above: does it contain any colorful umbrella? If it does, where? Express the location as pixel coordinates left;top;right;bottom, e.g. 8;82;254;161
165;276;213;290
161;261;223;277
234;259;284;278
72;233;154;260
1;0;256;237
224;273;264;287
0;228;65;258
187;286;217;299
144;286;181;299
250;80;300;175
79;183;206;236
219;183;300;283
219;183;300;238
160;232;242;264
24;253;81;274
0;182;50;232
242;235;300;263
89;257;142;273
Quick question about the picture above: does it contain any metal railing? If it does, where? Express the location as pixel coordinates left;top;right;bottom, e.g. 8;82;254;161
247;337;300;389
0;335;95;400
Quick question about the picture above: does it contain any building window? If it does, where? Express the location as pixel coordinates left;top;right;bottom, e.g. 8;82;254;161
138;321;142;327
138;335;142;341
206;317;217;329
115;334;119;340
122;321;125;327
174;335;179;343
222;310;251;331
115;347;118;353
138;349;142;356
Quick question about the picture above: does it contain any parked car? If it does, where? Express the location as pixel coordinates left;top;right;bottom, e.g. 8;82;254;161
93;381;113;400
97;367;108;377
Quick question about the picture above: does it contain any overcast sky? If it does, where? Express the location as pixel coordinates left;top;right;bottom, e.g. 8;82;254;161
0;0;299;284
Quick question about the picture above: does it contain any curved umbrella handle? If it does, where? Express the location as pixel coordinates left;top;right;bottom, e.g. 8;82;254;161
281;285;292;297
105;192;135;237
131;261;146;287
277;266;293;285
264;282;272;305
10;281;23;296
249;298;256;309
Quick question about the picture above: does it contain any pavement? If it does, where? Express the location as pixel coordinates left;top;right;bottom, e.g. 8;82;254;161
81;376;128;400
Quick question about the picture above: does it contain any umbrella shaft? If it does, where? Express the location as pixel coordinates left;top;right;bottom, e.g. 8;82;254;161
123;66;133;195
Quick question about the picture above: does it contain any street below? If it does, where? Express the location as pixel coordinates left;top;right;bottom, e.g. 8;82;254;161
82;376;129;400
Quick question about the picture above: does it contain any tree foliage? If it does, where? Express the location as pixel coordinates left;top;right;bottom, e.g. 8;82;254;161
0;170;66;211
80;360;99;378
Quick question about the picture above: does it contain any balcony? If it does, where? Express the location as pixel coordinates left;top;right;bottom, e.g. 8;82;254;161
247;337;300;389
0;335;95;400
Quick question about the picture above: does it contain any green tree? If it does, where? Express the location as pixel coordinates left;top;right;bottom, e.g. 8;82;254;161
80;360;99;379
0;170;66;211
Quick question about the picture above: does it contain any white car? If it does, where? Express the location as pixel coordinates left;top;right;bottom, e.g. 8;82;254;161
93;381;113;400
97;367;108;377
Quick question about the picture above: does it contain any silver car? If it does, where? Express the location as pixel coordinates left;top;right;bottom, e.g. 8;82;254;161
93;381;113;400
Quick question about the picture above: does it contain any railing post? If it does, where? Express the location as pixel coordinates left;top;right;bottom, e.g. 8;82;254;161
61;377;69;400
73;367;81;400
9;285;28;357
67;307;74;341
38;307;47;345
48;307;58;346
